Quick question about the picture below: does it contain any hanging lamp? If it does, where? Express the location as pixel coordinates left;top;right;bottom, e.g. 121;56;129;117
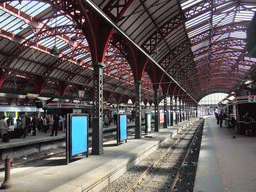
50;12;60;56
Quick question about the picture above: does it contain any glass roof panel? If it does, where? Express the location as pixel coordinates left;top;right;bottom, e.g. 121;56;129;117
181;0;204;10
230;31;246;39
235;11;255;22
188;23;210;38
186;11;211;29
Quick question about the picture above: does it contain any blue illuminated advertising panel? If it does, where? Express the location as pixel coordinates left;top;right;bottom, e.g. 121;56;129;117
66;113;88;164
169;113;171;126
120;115;127;141
71;115;88;156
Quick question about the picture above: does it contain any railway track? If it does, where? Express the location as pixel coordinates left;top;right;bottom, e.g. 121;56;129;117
100;119;204;192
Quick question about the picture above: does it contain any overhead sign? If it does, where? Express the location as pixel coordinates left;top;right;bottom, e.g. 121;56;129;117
78;90;85;98
248;95;256;103
78;90;89;99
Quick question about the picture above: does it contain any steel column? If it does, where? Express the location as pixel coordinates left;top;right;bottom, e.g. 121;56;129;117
154;89;160;132
91;62;105;155
135;81;142;139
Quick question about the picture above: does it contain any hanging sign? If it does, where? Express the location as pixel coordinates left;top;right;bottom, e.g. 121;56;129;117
248;95;256;103
78;90;85;98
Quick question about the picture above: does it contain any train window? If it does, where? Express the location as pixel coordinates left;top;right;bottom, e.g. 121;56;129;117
6;112;16;118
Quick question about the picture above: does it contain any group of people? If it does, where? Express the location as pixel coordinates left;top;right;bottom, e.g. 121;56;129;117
214;109;255;137
0;113;66;139
215;109;227;127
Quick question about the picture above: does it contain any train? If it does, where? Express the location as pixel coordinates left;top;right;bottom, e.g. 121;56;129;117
0;103;111;128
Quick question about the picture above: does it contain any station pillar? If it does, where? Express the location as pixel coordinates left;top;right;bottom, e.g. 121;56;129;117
91;62;104;155
164;94;168;128
154;89;160;132
135;81;142;139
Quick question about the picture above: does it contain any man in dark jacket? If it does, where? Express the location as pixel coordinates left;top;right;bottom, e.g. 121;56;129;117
51;114;59;136
32;113;38;136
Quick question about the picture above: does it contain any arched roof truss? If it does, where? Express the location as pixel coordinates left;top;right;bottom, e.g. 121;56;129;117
0;0;256;105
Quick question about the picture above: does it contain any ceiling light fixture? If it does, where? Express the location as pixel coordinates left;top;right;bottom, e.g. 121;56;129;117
50;12;60;56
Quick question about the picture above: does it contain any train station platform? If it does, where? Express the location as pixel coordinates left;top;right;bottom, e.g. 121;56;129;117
0;119;193;192
194;116;256;192
0;121;150;162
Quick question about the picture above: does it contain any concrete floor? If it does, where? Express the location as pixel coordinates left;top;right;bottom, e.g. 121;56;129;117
194;116;256;192
0;120;190;192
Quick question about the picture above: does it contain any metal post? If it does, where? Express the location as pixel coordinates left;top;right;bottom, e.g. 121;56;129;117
1;156;12;189
135;81;142;139
91;62;105;155
154;89;160;132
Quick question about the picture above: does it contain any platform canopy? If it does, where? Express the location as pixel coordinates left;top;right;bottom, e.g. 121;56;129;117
0;0;255;106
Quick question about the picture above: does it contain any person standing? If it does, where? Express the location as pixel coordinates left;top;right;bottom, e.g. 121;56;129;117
6;115;14;129
219;110;224;127
0;115;11;138
32;113;38;136
25;114;31;136
51;114;59;136
43;115;48;133
114;113;117;125
243;112;251;135
59;115;63;131
48;114;54;135
20;115;27;138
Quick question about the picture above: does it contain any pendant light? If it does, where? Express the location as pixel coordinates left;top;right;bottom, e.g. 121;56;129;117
50;12;60;56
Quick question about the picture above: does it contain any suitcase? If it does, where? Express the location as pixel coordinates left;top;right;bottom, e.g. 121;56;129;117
2;133;9;142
